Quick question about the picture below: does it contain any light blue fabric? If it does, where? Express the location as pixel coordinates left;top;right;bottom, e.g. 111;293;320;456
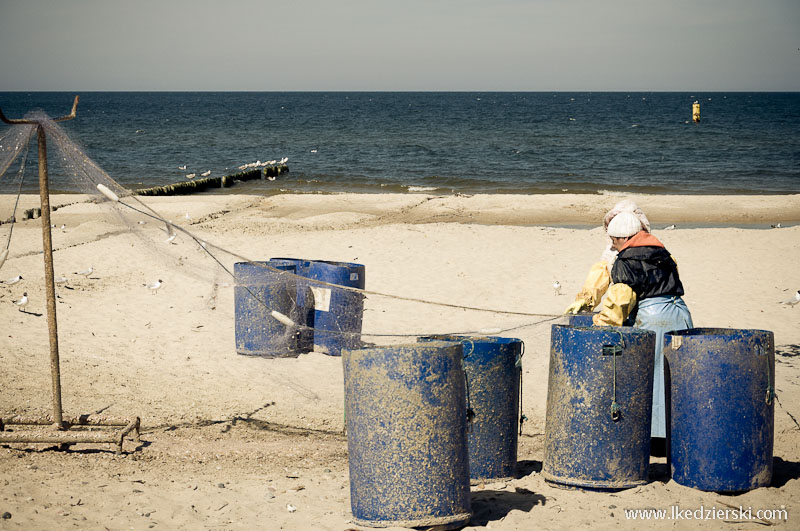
632;295;693;438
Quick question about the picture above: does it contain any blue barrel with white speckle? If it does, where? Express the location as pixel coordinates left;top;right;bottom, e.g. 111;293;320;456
664;328;774;492
305;260;365;356
234;261;300;357
418;334;523;482
343;342;472;529
543;324;656;489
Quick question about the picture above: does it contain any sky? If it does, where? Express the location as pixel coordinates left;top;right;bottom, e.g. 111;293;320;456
0;0;798;91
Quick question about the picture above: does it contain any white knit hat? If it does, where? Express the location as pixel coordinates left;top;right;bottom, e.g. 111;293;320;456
607;211;643;238
603;199;651;233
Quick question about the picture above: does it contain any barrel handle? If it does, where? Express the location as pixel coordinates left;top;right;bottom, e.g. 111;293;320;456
517;340;526;435
458;355;476;431
759;344;776;406
603;331;625;422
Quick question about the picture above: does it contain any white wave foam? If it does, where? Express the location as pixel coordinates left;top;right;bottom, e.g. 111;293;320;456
407;185;438;192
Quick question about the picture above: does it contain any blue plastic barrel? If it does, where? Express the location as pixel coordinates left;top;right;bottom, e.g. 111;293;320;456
234;261;300;357
664;328;774;492
343;342;472;529
568;312;597;327
305;260;365;356
267;258;314;352
418;335;523;482
543;324;656;489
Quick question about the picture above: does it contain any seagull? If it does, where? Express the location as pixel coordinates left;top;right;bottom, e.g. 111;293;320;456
184;212;191;221
178;165;187;170
664;224;676;230
771;223;782;229
780;290;800;307
75;266;93;277
60;224;66;231
186;173;196;179
54;275;68;284
3;275;23;285
145;279;163;294
553;281;562;296
279;157;288;164
200;170;211;177
15;292;28;311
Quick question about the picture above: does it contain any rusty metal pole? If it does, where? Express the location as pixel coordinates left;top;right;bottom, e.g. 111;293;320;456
35;124;64;429
1;98;78;430
0;96;142;453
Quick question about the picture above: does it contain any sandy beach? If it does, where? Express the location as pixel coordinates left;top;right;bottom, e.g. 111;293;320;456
1;191;799;530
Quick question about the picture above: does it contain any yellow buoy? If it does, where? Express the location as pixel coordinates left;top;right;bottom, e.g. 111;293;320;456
692;101;700;123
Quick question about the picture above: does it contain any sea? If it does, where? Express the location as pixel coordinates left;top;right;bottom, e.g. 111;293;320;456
0;92;798;195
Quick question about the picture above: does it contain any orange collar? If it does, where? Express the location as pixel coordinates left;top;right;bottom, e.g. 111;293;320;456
619;231;664;251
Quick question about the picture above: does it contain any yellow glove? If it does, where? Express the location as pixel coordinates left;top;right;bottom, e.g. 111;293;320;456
569;261;611;312
564;299;591;314
592;283;637;327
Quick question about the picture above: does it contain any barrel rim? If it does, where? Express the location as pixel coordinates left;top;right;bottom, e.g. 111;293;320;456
541;471;649;490
551;323;656;336
352;511;472;529
307;259;365;269
343;341;462;356
417;334;523;345
665;327;774;338
670;476;772;493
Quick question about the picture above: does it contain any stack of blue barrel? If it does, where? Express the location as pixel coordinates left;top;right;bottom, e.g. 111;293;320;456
234;258;365;357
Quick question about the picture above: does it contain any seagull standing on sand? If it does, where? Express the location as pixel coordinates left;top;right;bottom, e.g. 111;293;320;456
15;292;28;311
75;266;93;278
553;281;562;296
780;290;800;307
145;279;163;294
3;275;23;285
664;224;676;230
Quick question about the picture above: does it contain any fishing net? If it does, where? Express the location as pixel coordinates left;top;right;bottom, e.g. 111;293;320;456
1;113;560;360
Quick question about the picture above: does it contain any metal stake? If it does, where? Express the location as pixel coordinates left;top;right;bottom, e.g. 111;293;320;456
0;96;140;452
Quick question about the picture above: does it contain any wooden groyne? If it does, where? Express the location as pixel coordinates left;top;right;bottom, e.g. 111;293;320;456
0;200;85;226
0;165;290;224
135;164;289;197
